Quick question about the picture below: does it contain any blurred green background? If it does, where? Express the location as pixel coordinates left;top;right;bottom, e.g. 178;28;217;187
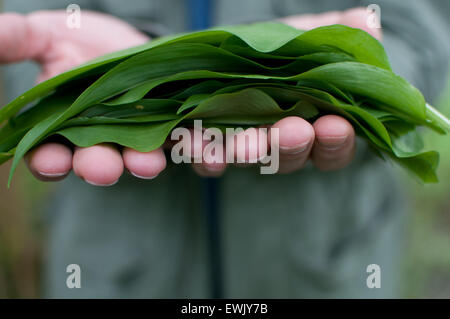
0;73;448;298
403;78;450;298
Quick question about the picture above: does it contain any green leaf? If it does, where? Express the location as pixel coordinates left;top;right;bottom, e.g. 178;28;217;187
288;24;391;69
56;121;178;152
0;150;14;165
390;151;440;184
1;21;448;186
294;62;427;122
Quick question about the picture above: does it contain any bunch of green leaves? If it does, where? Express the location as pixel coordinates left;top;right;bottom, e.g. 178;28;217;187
0;22;449;186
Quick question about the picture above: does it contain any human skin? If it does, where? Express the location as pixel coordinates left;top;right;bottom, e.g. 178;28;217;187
0;8;381;186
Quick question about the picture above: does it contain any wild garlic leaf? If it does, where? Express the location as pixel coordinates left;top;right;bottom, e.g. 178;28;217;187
0;22;448;185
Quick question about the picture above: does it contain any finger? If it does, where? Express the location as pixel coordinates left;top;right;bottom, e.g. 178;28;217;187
279;8;382;41
36;42;88;83
191;143;227;177
191;128;227;177
0;13;49;63
122;147;166;180
25;143;72;181
340;7;383;40
311;115;356;171
269;116;315;174
192;161;227;177
279;11;342;30
169;126;227;176
73;144;124;186
231;127;268;164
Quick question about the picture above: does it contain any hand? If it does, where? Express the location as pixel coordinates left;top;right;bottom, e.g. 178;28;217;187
279;7;382;40
192;7;381;177
0;11;168;186
1;8;380;185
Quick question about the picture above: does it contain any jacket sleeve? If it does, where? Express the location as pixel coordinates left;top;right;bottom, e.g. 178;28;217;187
360;0;449;103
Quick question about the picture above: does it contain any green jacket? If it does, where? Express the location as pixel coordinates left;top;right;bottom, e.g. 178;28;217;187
2;0;449;298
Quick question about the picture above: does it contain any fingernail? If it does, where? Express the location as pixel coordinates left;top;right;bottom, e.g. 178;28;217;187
38;171;68;178
279;142;309;154
131;172;158;180
317;136;348;150
84;179;119;187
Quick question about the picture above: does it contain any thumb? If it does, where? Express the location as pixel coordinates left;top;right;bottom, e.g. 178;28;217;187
0;13;49;63
340;8;383;41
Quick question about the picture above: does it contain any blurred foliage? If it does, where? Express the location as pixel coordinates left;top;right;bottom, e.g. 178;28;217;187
403;78;450;298
0;67;50;298
0;163;47;298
